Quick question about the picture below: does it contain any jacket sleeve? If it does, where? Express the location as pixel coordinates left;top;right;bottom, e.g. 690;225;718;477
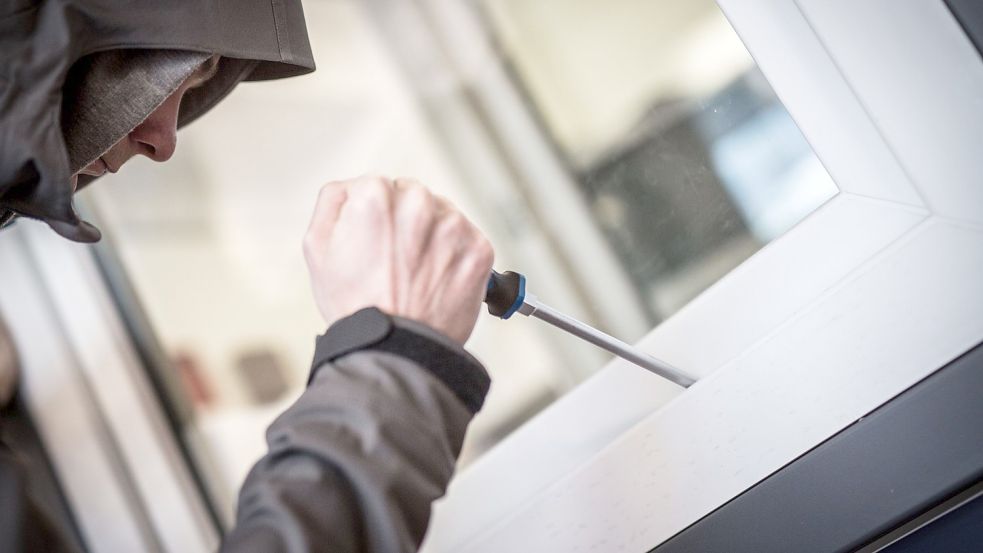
221;310;491;553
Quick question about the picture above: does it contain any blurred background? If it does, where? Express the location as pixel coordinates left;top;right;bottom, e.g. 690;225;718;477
78;0;835;523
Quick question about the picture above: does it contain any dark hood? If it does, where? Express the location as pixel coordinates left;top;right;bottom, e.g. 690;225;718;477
0;0;315;242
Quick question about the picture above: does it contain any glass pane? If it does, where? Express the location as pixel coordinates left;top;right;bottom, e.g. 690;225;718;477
481;0;837;320
79;1;571;520
77;0;838;522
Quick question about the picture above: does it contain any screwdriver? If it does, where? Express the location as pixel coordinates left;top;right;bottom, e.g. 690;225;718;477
484;270;697;388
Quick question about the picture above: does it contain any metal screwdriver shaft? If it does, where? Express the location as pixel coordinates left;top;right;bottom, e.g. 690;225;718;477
521;292;696;387
485;270;697;388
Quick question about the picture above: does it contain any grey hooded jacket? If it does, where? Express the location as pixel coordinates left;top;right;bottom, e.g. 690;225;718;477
0;2;491;552
221;309;490;552
0;0;314;241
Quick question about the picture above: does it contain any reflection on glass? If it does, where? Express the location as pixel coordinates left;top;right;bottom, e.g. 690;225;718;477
77;0;838;521
80;1;574;520
482;0;838;320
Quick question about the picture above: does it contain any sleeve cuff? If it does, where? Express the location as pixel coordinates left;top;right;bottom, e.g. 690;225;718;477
309;308;491;414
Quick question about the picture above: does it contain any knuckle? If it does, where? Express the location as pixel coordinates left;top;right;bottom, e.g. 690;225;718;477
394;176;422;190
461;251;490;279
446;211;468;230
435;213;462;237
402;182;431;205
447;222;468;240
432;194;453;215
348;183;389;212
363;178;392;200
317;181;342;201
364;173;389;183
473;240;495;266
364;177;386;193
314;183;349;215
475;238;495;266
361;174;391;191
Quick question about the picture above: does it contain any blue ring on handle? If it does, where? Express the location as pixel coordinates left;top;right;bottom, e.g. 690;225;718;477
501;273;526;320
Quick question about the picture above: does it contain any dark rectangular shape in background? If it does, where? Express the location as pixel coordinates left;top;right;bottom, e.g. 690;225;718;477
946;0;983;58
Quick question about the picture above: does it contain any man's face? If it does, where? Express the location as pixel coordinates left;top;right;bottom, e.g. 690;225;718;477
75;56;220;179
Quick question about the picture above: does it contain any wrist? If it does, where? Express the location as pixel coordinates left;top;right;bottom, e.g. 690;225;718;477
310;307;490;413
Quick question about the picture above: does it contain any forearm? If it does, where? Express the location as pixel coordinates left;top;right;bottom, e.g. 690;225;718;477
222;312;489;553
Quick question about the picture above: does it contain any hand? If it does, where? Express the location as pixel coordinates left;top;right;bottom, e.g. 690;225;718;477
303;175;495;345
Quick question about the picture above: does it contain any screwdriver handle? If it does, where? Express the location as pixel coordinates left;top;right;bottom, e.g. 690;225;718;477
485;268;697;386
485;270;526;319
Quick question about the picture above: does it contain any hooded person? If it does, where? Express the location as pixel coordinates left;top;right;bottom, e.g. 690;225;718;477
0;3;494;552
0;1;314;240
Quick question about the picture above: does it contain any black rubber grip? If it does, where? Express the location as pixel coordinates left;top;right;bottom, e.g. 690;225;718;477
485;270;522;318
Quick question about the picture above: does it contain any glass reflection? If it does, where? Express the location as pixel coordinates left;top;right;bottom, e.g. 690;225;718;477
75;0;840;518
481;0;837;320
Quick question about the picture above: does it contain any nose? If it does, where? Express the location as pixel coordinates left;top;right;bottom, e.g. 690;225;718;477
127;89;181;163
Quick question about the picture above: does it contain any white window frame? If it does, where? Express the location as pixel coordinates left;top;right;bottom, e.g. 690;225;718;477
1;1;979;552
420;0;983;551
0;223;219;553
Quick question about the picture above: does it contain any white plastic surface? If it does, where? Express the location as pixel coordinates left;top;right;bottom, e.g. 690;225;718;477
422;193;925;553
22;223;218;553
460;219;983;552
797;0;983;223
421;0;983;551
721;0;923;206
0;233;154;553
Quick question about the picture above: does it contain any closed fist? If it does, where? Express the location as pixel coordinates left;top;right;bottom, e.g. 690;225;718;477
303;175;494;345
